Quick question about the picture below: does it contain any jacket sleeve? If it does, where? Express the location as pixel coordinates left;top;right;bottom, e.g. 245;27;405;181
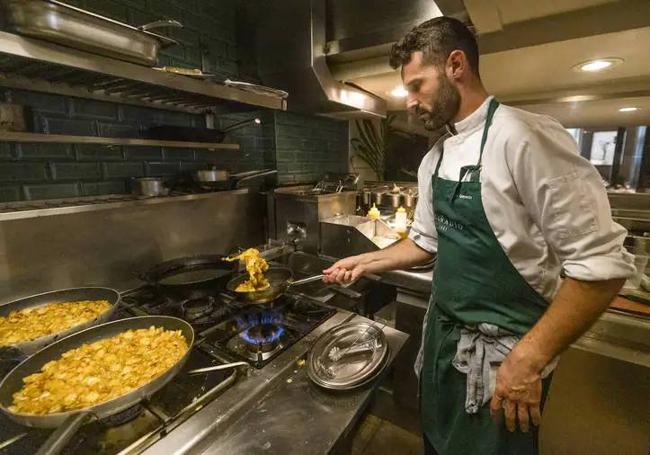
507;120;635;281
408;150;438;254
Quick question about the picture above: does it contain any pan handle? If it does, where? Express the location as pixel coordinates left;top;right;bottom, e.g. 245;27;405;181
187;361;249;375
36;412;93;455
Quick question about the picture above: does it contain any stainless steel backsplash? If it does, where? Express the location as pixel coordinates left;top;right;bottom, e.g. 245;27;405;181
0;190;265;300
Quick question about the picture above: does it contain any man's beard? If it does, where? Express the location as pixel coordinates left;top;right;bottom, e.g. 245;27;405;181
415;74;460;131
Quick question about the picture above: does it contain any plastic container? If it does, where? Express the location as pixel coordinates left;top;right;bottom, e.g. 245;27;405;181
367;204;381;220
394;206;408;239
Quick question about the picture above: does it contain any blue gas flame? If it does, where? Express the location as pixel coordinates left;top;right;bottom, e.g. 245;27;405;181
236;310;285;345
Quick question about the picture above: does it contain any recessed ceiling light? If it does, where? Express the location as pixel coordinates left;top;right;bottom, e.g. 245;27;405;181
618;107;639;112
573;58;623;73
390;86;408;98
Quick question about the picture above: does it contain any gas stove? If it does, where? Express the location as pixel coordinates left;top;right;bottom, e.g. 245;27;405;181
0;279;335;454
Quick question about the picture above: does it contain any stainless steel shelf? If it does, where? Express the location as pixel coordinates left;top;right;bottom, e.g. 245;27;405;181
0;188;251;221
0;132;240;150
0;31;287;113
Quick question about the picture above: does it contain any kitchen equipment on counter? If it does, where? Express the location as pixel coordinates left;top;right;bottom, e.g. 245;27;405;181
146;117;261;142
131;177;168;197
307;321;388;390
402;188;418;209
0;287;120;356
0;0;182;66
193;168;277;190
0;316;194;455
274;184;357;253
139;255;236;299
320;215;402;258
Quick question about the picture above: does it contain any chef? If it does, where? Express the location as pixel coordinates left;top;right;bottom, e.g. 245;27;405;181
323;16;635;455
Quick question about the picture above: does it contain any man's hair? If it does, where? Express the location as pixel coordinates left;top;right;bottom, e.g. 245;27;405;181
389;17;479;76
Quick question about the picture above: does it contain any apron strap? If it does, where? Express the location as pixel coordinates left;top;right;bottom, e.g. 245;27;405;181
477;99;500;167
449;98;500;202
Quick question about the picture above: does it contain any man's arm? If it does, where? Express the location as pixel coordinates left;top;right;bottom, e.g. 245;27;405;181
323;238;434;283
490;277;624;432
491;119;635;432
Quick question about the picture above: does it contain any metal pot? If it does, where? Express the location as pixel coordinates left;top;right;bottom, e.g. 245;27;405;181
132;177;168;197
362;189;372;207
372;190;385;206
403;191;418;209
387;192;403;209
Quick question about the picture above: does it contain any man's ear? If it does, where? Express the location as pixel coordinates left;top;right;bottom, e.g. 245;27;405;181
446;50;466;80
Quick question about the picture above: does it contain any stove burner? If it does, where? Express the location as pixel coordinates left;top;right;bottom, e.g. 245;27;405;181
182;296;216;321
98;404;144;427
242;323;284;352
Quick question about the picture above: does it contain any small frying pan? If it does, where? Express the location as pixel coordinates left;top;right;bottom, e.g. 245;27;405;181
226;267;382;304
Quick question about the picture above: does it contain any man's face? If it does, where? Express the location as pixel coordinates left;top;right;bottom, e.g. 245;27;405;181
402;51;460;131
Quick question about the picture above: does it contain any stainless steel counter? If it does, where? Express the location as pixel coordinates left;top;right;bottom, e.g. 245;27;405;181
141;310;408;455
380;268;433;295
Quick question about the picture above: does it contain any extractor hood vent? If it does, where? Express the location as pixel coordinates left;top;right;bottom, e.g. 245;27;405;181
256;0;387;119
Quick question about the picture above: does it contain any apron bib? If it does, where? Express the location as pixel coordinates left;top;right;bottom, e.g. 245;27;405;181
420;99;552;454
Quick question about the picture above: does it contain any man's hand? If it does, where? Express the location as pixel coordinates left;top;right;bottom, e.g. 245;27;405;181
323;254;371;284
490;348;543;433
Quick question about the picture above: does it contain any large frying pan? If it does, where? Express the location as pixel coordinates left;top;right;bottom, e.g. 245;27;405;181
139;255;236;298
0;316;194;455
0;287;121;356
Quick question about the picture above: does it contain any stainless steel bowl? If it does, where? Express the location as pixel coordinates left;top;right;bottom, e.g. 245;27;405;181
387;192;403;209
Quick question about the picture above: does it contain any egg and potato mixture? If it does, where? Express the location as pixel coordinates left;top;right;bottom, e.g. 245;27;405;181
226;248;270;292
0;300;112;347
9;326;188;415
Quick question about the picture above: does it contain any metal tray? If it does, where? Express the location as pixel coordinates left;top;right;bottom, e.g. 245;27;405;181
1;0;180;66
307;321;388;390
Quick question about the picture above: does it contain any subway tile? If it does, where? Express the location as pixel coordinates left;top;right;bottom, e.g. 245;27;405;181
75;144;124;161
162;147;194;161
97;122;140;138
103;162;144;178
124;146;163;161
0;185;21;202
16;143;74;160
70;99;118;120
51;162;102;181
44;117;97;136
0;143;14;160
8;90;67;115
145;161;180;176
24;183;79;201
81;180;126;196
0;162;48;182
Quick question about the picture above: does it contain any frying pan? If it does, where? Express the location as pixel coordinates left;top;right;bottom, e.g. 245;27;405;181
193;168;278;190
139;255;236;298
226;267;382;304
146;117;261;143
0;316;194;455
0;287;121;356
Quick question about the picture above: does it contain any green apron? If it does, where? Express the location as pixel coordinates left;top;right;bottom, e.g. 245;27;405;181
420;99;552;454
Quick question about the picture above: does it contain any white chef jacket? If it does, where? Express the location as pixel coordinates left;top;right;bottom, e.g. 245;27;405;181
409;96;635;301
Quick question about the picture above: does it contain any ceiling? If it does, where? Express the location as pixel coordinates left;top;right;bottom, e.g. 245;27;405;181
326;0;650;128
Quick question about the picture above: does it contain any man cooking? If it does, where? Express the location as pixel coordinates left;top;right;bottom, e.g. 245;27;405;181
322;17;635;455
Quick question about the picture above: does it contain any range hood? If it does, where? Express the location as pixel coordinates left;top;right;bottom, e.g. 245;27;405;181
256;0;388;118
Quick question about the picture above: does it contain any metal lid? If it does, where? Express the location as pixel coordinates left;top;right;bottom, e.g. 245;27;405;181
307;322;388;390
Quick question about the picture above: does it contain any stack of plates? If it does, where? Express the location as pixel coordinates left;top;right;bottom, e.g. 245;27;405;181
307;322;389;390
